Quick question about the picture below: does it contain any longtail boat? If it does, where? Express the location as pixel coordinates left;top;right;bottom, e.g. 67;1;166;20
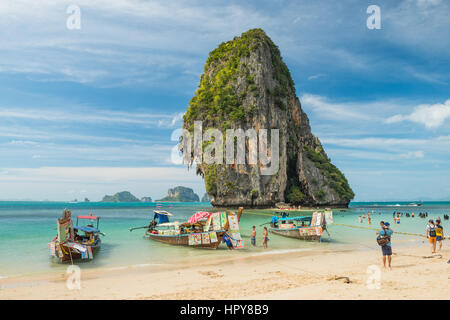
48;209;103;263
130;208;243;249
268;211;332;241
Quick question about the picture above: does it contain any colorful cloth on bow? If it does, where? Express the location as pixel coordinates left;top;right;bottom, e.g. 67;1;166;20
188;233;202;245
231;232;242;241
228;214;240;232
234;240;244;249
209;232;218;243
188;234;195;246
212;212;221;231
201;233;210;244
87;246;93;259
204;215;212;232
220;212;227;228
48;242;56;256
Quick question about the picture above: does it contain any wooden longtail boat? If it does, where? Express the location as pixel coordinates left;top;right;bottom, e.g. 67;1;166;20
268;211;331;242
49;210;103;263
145;228;227;249
132;208;243;249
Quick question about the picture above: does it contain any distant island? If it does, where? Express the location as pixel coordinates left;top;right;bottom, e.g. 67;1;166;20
141;196;153;202
102;191;140;202
201;193;210;202
157;186;200;202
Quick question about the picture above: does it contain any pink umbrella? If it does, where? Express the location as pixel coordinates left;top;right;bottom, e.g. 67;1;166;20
187;211;212;224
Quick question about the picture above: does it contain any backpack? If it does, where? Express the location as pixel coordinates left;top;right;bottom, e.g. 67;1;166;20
377;229;391;246
428;225;436;237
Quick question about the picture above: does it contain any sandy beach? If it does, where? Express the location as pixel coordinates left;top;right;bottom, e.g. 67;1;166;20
1;242;448;300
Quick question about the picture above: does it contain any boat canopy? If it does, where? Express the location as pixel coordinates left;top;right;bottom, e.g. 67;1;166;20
154;210;173;224
77;215;99;220
74;226;100;233
278;216;312;222
153;210;173;216
187;211;212;224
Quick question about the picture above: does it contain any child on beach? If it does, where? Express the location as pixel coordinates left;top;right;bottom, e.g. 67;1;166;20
426;220;437;254
262;227;269;249
251;226;256;246
358;216;362;223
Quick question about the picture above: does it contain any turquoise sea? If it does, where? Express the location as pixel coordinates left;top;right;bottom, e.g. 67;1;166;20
0;201;448;278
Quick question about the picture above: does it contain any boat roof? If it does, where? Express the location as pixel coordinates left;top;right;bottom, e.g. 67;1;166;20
77;215;99;220
154;210;173;216
278;216;312;221
74;226;100;233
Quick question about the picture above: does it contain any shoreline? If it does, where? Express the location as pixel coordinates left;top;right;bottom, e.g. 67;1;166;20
1;243;448;300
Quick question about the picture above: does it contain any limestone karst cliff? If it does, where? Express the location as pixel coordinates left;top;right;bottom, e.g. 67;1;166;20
182;29;354;207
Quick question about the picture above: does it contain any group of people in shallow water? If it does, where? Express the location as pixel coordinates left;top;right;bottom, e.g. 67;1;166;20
249;225;269;249
358;212;372;224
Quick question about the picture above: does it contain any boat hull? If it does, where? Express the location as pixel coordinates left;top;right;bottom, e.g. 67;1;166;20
145;231;226;249
51;241;101;263
269;228;321;241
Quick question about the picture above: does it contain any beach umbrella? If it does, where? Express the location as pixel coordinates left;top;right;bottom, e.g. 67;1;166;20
187;211;212;224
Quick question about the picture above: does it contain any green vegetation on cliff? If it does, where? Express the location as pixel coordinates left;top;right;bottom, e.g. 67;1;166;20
304;146;355;202
183;28;294;131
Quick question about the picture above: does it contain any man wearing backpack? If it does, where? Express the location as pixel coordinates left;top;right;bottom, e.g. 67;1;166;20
426;220;437;254
377;221;393;269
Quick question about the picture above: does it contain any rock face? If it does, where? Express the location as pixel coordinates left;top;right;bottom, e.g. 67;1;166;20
158;186;200;202
182;29;354;208
141;197;153;202
201;193;210;202
102;191;140;202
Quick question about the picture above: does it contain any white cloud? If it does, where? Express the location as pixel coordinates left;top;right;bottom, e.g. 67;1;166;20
398;150;425;159
416;0;442;8
0;107;175;126
385;99;450;129
307;74;325;81
301;94;373;121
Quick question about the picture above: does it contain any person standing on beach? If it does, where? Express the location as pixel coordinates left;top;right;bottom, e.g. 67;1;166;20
426;220;437;254
377;221;393;269
251;226;256;246
262;227;269;248
358;216;362;223
367;213;371;225
435;219;444;252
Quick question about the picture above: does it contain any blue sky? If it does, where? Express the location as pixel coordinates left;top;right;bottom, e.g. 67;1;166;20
0;0;449;201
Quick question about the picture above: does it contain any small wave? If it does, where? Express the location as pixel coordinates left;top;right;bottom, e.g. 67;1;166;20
251;248;312;257
0;276;8;279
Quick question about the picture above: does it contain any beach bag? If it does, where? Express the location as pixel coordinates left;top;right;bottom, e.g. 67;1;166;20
376;229;390;246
